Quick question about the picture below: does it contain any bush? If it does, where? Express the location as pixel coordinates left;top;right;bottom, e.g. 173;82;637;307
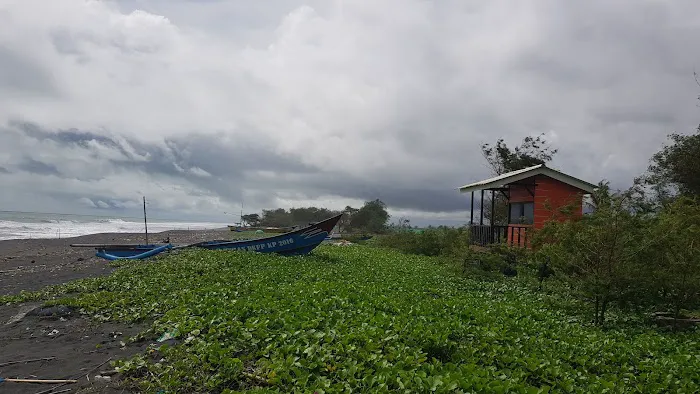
646;196;700;319
532;184;649;325
373;226;471;258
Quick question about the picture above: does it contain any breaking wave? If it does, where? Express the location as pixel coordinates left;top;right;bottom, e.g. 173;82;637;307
0;217;226;241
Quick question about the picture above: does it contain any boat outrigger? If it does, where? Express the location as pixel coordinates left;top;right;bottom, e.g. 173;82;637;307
71;213;343;261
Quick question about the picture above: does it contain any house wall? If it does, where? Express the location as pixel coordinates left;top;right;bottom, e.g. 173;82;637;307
508;182;535;203
533;175;584;229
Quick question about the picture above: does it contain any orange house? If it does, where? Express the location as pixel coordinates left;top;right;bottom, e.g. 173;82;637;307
458;164;596;247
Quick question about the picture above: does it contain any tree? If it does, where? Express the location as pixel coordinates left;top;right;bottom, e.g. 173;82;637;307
260;208;294;227
481;133;558;176
533;183;648;325
338;206;358;233
289;207;338;226
479;133;558;225
241;213;260;227
258;207;342;227
647;196;700;319
347;199;390;233
636;127;700;207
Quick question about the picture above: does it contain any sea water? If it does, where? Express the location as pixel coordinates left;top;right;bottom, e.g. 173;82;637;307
0;211;227;241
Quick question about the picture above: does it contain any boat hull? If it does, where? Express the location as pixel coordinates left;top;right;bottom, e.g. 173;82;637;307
89;214;342;260
189;214;342;256
96;244;173;261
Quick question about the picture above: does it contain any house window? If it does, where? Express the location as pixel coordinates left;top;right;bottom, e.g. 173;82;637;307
509;202;534;224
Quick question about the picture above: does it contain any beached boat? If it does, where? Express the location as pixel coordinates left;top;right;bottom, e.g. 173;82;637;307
235;226;292;233
188;213;342;256
95;244;173;261
72;214;342;260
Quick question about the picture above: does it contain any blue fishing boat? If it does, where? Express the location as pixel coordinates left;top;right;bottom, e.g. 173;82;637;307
187;213;343;256
95;244;173;261
72;214;343;260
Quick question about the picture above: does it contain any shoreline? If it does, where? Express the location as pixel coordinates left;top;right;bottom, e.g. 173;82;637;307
0;227;234;393
0;228;232;297
0;226;230;243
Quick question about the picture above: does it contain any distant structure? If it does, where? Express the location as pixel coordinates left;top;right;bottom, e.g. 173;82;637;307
458;164;596;247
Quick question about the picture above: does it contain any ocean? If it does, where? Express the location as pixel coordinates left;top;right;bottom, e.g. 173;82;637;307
0;211;228;241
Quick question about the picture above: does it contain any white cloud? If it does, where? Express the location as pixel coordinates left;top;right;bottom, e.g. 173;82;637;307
189;167;212;178
0;0;699;223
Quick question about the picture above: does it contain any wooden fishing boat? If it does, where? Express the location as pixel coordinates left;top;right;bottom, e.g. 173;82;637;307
72;214;342;260
187;214;343;256
95;244;173;261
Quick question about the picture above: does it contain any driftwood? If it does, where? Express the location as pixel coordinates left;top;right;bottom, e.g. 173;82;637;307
653;312;700;328
31;357;113;394
0;357;55;367
84;357;113;381
0;378;77;384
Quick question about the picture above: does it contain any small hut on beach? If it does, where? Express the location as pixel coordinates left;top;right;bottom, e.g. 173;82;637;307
458;164;596;247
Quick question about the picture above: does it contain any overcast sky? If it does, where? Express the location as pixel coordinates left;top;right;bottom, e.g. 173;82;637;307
1;0;699;225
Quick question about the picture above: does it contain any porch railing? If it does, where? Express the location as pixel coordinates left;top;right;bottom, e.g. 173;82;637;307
470;225;507;246
470;225;531;247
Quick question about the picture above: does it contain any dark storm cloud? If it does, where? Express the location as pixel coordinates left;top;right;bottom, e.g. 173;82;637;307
13;121;124;151
0;166;10;174
17;157;61;176
8;121;469;213
14;121;313;177
287;173;468;212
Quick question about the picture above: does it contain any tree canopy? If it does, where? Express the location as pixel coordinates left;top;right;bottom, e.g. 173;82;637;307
241;213;260;227
347;199;390;233
481;133;558;176
244;199;390;233
636;127;700;206
479;133;559;224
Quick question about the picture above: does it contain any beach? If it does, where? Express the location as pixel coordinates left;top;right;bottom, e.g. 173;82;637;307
0;228;230;394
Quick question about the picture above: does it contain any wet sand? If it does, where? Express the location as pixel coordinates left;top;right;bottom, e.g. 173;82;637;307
0;228;230;393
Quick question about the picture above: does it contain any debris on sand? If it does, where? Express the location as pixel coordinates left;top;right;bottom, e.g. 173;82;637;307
30;305;74;319
5;302;41;325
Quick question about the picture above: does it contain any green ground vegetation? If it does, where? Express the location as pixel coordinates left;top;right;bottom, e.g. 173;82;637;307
3;245;698;393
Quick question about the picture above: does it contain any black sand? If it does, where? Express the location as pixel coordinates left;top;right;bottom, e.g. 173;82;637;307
0;228;231;393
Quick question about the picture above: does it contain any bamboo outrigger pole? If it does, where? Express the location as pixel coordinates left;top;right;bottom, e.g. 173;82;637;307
0;377;77;384
143;196;149;245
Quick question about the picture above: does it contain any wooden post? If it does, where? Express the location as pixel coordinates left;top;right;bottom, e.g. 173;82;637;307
143;196;149;245
470;191;474;224
480;190;484;226
490;190;495;243
490;190;495;224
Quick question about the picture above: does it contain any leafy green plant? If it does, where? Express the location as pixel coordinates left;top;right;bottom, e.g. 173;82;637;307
647;197;700;319
373;226;471;258
2;246;699;393
531;184;650;325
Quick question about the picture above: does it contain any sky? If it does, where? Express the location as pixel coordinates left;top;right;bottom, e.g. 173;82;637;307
0;0;699;225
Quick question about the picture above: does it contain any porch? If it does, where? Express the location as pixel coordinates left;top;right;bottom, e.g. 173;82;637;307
469;224;531;247
461;171;535;247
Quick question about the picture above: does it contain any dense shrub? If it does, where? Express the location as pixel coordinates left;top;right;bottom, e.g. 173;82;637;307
533;186;700;326
532;185;651;325
374;227;535;280
373;226;471;258
645;196;700;318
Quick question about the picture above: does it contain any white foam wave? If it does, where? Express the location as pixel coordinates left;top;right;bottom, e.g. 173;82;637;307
0;219;226;241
